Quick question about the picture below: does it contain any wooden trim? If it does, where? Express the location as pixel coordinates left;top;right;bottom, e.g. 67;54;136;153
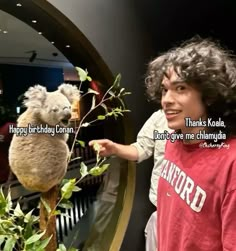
109;115;136;250
109;161;136;251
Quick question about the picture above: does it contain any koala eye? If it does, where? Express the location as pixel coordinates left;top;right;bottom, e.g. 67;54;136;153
52;107;59;112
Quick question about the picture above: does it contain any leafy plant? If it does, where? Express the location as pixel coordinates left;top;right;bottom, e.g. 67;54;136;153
0;187;51;251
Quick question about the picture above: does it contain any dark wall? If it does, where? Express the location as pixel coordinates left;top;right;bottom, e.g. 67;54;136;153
0;64;63;107
135;0;236;54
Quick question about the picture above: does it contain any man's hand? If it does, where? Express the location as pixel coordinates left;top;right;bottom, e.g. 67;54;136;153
89;139;117;157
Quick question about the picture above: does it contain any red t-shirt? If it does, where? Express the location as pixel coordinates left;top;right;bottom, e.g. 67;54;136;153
0;122;15;183
158;138;236;251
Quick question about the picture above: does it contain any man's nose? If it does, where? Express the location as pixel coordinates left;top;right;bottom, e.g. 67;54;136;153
161;90;175;105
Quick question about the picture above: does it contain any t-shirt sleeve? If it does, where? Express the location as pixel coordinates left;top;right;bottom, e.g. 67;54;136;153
131;110;164;163
221;189;236;250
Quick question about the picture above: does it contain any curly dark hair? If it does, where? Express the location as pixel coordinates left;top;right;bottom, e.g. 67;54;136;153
145;37;236;136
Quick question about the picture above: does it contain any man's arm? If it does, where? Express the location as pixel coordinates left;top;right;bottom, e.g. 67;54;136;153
89;139;139;161
89;110;166;162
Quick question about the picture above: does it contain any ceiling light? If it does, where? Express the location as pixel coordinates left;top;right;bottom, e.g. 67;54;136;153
66;45;70;48
3;30;8;34
32;20;37;23
51;41;55;44
38;32;42;35
16;3;22;7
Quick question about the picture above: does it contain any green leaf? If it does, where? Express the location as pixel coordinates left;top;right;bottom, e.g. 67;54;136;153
0;186;5;201
119;87;125;94
93;142;101;152
61;179;76;200
35;236;52;251
51;210;61;216
16;225;24;233
76;140;85;147
25;231;45;245
0;187;7;215
40;198;51;214
32;215;40;223
0;235;6;246
23;222;34;240
81;122;90;127
0;218;14;228
73;186;81;192
68;248;79;251
3;236;16;251
97;115;106;120
89;163;110;176
118;97;126;109
87;88;99;95
113;74;121;89
87;76;92;81
101;103;108;112
5;191;12;213
24;209;34;223
80;162;88;177
108;90;115;97
90;95;96;110
57;243;67;251
58;201;73;209
61;179;69;186
100;163;110;171
124;91;132;95
14;202;24;217
75;67;88;82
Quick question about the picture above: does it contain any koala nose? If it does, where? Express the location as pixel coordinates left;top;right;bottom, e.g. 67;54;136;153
64;112;71;120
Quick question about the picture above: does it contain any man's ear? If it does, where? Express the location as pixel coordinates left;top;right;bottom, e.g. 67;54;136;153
58;83;80;103
23;85;47;109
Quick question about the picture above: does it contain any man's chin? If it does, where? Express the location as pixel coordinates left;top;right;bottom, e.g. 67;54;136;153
167;121;183;131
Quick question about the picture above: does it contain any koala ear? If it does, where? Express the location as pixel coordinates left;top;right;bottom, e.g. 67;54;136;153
58;83;80;103
23;85;47;108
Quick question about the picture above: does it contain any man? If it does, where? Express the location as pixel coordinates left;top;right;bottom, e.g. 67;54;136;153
145;38;236;250
89;109;171;251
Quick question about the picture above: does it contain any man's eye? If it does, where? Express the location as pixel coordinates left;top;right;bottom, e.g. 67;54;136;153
176;86;186;91
160;87;167;94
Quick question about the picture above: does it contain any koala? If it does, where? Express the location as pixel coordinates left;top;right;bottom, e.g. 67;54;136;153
9;83;80;192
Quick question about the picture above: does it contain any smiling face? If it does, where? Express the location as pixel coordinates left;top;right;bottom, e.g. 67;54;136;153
40;92;72;127
161;68;207;135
